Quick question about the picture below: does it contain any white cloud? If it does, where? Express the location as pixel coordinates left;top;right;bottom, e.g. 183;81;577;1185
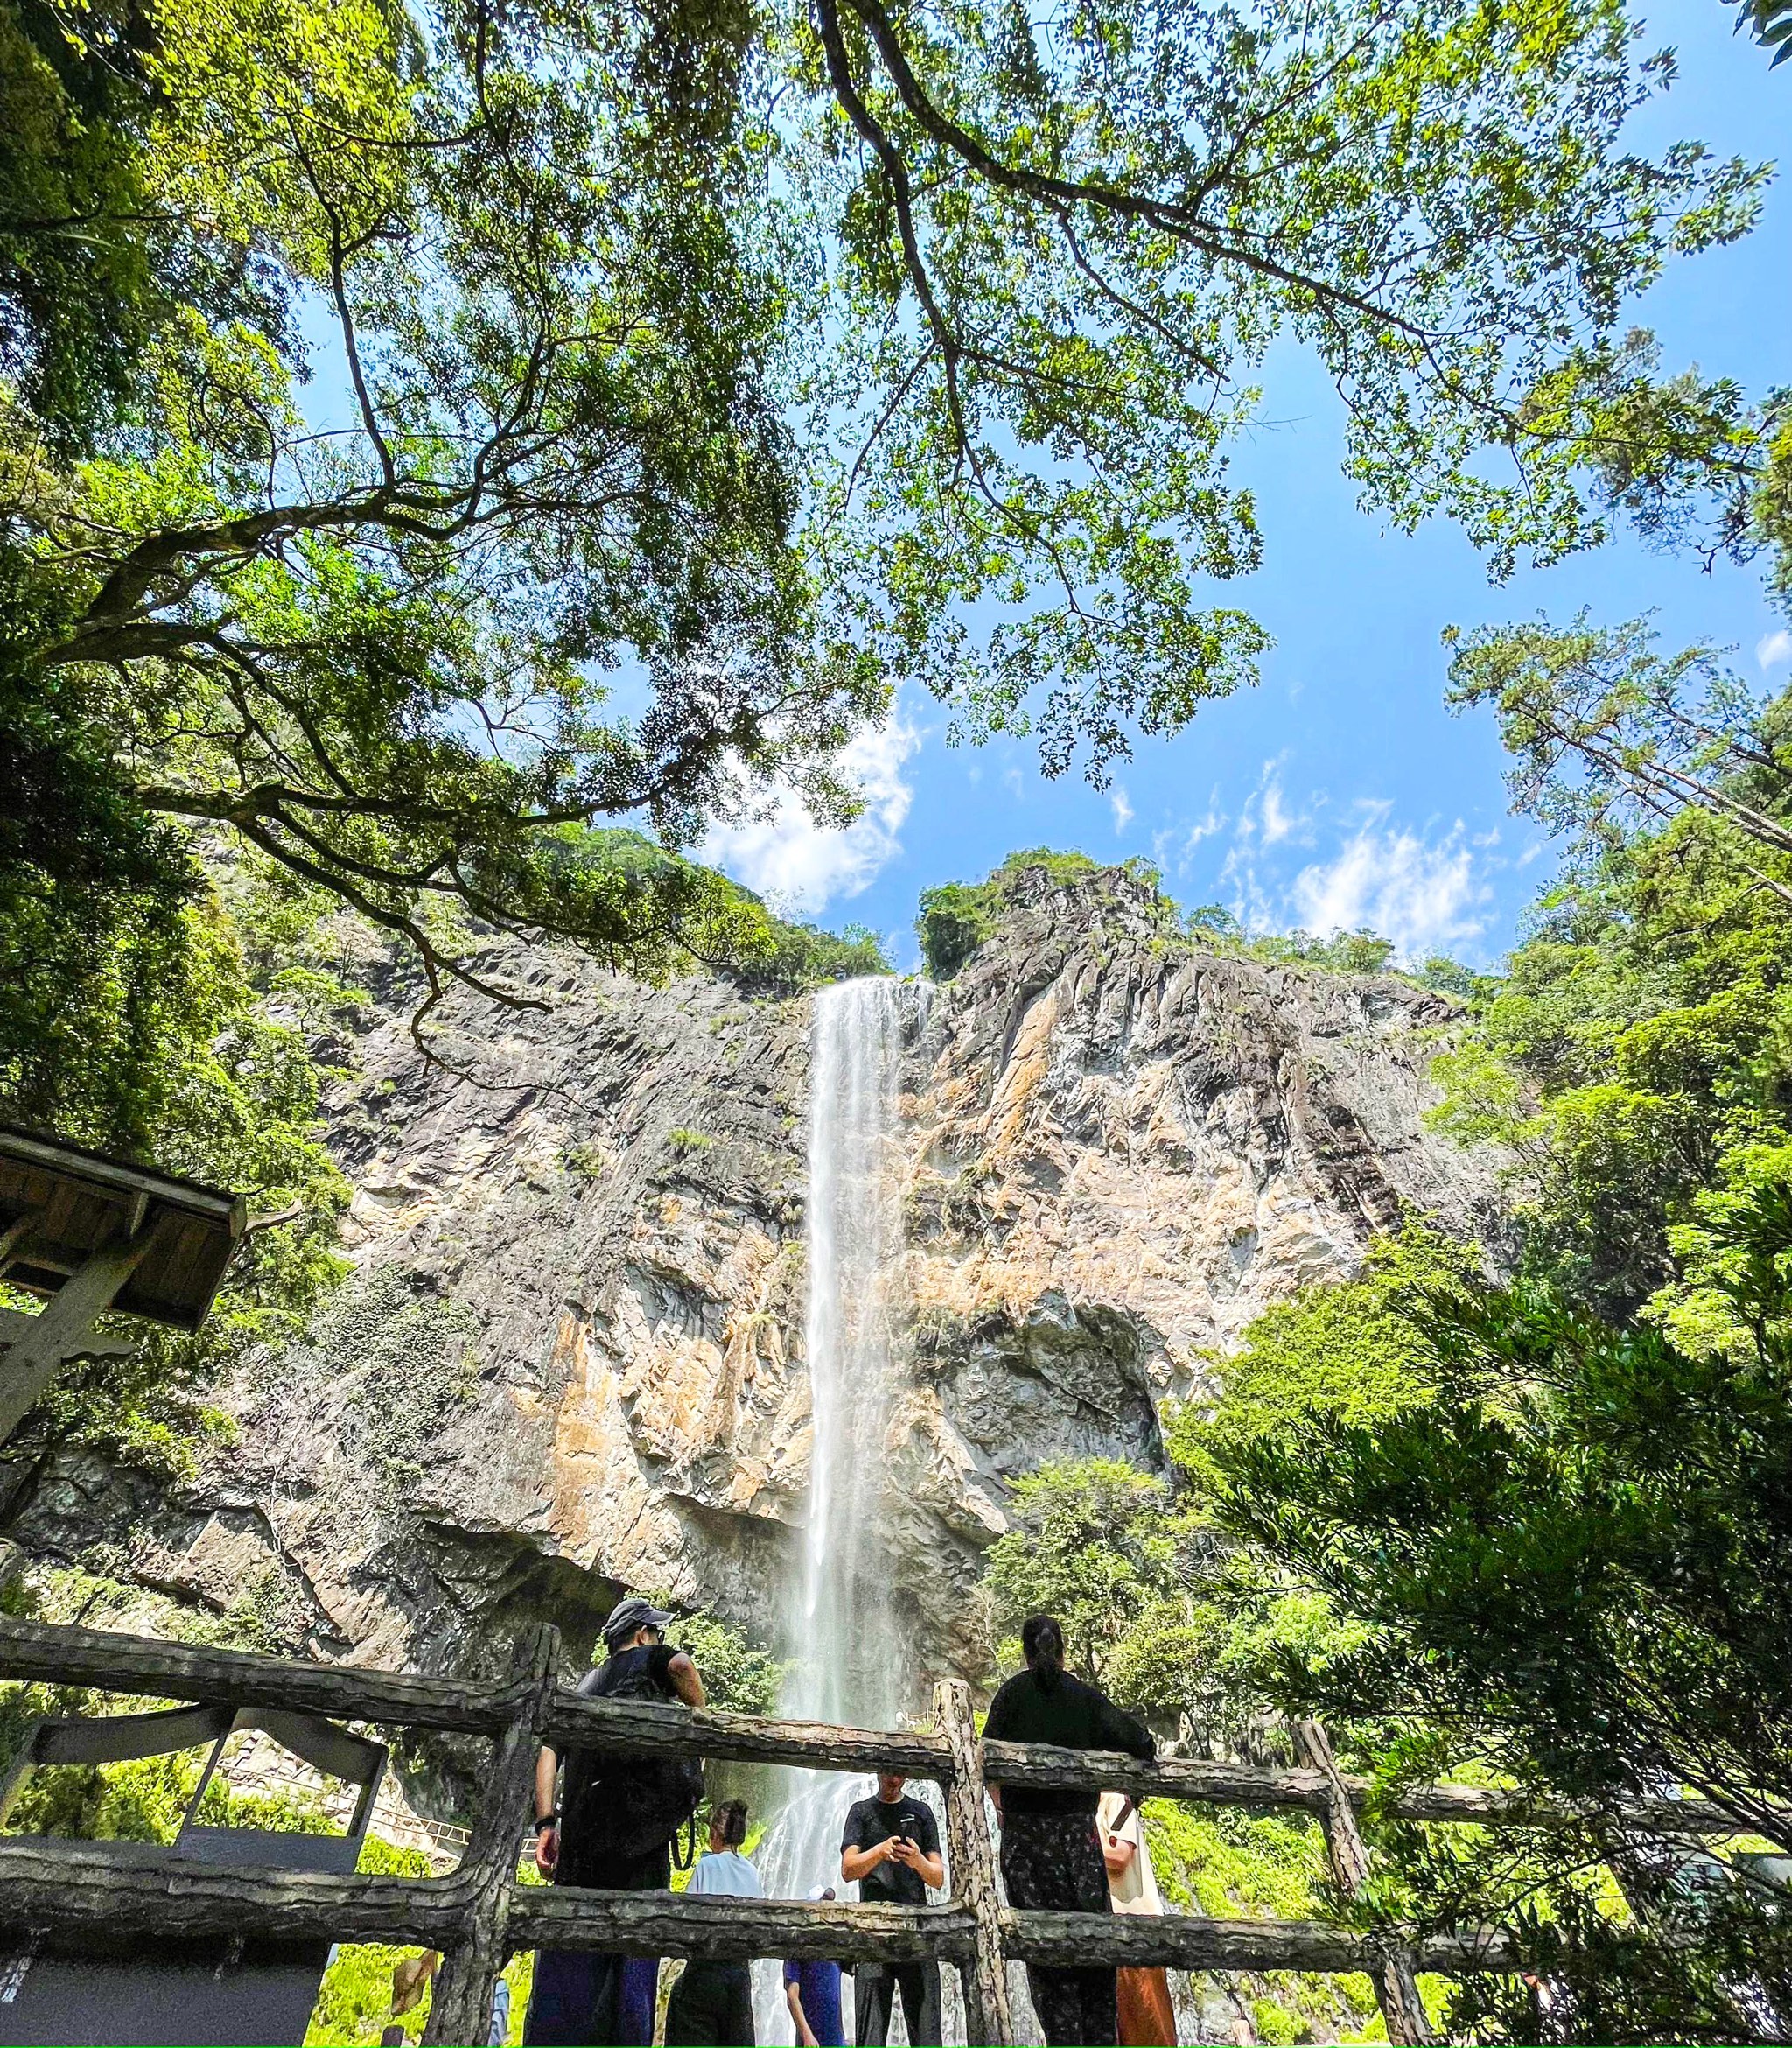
1003;765;1026;799
1233;755;1309;850
1261;775;1298;845
701;717;920;914
1290;815;1489;959
1760;628;1792;671
1216;842;1278;933
1155;805;1225;872
1110;784;1134;833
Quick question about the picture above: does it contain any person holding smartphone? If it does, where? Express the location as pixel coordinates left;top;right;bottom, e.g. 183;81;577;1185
838;1770;945;2046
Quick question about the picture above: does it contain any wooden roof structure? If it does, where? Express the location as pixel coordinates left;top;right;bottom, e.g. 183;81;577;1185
0;1124;248;1333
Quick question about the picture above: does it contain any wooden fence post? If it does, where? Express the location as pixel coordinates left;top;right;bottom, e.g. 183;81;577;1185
424;1623;560;2046
934;1678;1012;2048
1291;1720;1436;2047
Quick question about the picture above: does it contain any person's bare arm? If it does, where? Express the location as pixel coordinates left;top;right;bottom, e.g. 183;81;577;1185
666;1651;705;1707
891;1835;944;1889
787;1979;819;2048
841;1837;897;1883
1102;1829;1137;1878
534;1745;561;1876
986;1783;1003;1820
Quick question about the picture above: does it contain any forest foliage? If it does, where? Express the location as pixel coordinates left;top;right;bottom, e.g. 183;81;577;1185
3;0;1782;1091
4;0;1792;2036
984;645;1792;2038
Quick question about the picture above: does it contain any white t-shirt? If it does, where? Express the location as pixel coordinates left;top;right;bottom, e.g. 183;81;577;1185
687;1849;763;1897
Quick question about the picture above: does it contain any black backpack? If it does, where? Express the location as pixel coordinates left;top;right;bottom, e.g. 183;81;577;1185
562;1650;705;1868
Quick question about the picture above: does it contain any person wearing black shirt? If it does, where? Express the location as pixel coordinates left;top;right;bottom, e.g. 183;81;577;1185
839;1771;945;2046
526;1598;706;2046
983;1614;1156;2046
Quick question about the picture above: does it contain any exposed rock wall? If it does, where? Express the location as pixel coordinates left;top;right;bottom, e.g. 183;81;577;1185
3;866;1501;1718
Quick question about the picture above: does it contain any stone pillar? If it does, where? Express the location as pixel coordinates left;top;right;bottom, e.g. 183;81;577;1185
424;1624;560;2045
934;1677;1013;2047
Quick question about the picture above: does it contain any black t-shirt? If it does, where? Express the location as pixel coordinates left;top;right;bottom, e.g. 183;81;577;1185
840;1792;941;1907
578;1642;682;1702
982;1666;1155;1817
559;1642;684;1881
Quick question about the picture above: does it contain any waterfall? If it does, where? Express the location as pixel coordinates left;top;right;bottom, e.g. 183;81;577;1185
752;976;921;2040
791;975;908;1731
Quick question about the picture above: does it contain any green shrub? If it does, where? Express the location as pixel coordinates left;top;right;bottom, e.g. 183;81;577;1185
305;1838;541;2048
745;918;892;994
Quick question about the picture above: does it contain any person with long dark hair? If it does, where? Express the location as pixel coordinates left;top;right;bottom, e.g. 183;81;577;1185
666;1800;760;2045
984;1615;1157;2046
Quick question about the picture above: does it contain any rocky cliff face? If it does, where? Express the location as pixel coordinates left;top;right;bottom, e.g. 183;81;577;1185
4;865;1501;1720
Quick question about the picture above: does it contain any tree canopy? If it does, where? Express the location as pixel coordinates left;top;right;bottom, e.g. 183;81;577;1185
0;0;1769;1033
973;648;1792;2037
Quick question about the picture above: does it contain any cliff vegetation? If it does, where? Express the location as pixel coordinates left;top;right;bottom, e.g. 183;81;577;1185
984;658;1792;2043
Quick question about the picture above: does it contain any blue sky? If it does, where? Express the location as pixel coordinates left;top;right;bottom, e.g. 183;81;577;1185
703;0;1792;975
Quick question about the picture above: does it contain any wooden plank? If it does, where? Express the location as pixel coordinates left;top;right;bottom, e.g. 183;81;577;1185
0;1618;1760;1840
66;1186;124;1258
37;1175;80;1250
135;1214;207;1306
0;1209;42;1270
0;1617;518;1734
424;1625;559;2047
508;1890;981;1966
0;1839;477;1947
1293;1720;1434;2045
934;1678;1012;2045
544;1692;954;1780
0;1842;976;1968
1001;1910;1521;1976
124;1214;214;1327
984;1742;1333;1812
0;1229;162;1441
0;1844;1528;1979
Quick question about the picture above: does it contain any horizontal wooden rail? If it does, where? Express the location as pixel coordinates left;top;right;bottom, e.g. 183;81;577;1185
0;1618;953;1782
544;1693;951;1780
1;1619;1746;1833
0;1839;476;1946
510;1891;978;1965
508;1893;1526;1977
981;1738;1744;1838
0;1841;1527;1979
0;1615;516;1735
1001;1910;1520;1976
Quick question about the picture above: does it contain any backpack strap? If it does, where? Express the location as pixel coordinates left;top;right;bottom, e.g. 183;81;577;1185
673;1807;701;1871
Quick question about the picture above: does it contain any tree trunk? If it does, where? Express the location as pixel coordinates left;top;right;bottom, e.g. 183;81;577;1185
1292;1720;1436;2046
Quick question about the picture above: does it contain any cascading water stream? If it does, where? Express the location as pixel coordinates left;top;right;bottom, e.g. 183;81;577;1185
752;977;924;2042
791;976;908;1730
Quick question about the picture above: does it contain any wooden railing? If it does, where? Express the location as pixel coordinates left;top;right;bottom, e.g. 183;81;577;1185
0;1617;1749;2047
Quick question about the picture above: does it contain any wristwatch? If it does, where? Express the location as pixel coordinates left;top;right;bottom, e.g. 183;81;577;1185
535;1811;559;1830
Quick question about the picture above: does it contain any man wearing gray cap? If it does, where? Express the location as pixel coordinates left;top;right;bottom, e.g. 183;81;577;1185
525;1597;707;2045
